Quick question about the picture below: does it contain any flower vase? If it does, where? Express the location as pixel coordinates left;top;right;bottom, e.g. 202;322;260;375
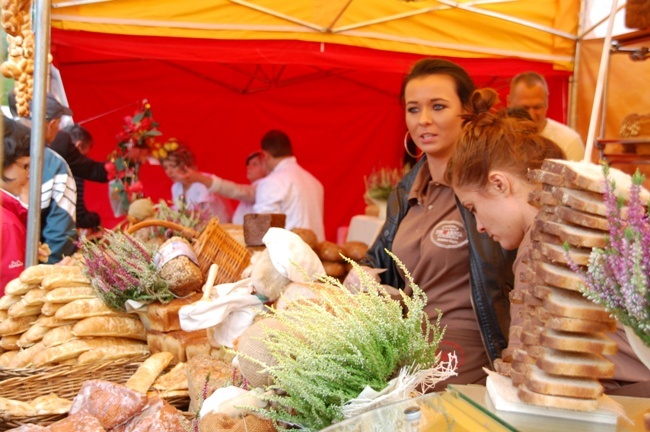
624;325;650;370
371;198;388;220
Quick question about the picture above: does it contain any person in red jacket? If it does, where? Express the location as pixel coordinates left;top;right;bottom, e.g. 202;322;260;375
1;116;31;295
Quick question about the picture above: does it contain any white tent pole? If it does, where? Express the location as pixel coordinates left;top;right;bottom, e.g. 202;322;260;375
26;0;52;266
583;0;619;162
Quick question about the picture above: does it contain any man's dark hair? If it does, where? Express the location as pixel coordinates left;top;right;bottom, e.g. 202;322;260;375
260;130;293;158
62;123;93;147
245;151;262;165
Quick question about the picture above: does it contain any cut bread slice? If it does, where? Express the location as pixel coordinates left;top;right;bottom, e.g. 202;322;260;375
525;364;603;399
528;189;559;207
494;358;512;377
540;328;618;356
543;312;617;334
536;347;615;378
518;383;599;412
534;219;606;248
541;286;613;322
532;261;583;291
528;169;565;187
513;348;536;364
549;186;608;217
553;206;609;232
530;240;591;267
540;159;650;203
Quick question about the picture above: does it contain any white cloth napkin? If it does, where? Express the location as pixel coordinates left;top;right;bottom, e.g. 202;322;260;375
263;227;325;282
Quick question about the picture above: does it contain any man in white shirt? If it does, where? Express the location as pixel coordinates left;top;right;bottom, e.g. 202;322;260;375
254;130;325;242
508;71;585;161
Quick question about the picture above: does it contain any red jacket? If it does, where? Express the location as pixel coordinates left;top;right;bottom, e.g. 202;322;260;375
1;189;28;296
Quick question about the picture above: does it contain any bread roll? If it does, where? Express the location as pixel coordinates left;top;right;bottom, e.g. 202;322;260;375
73;316;147;341
1;334;20;350
34;337;143;366
55;298;127;320
341;241;368;262
18;323;49;347
19;264;79;285
9;341;47;368
69;381;148;429
45;286;96;303
8;299;41;318
36;316;78;328
0;315;36;336
41;302;66;317
315;241;345;262
322;260;346;278
42;324;76;347
76;344;150;365
291;228;318;249
41;272;90;290
125;351;175;393
22;289;46;308
0;294;21;310
4;278;36;296
0;397;34;417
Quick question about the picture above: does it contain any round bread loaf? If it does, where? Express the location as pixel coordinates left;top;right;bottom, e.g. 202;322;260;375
158;237;203;297
322;260;346;278
341;241;368;262
291;228;318;249
315;241;344;262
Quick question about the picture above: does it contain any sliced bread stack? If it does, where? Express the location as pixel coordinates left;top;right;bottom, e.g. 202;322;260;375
0;264;149;368
509;159;646;411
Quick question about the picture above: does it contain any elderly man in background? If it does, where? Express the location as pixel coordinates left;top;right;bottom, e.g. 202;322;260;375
508;71;585;161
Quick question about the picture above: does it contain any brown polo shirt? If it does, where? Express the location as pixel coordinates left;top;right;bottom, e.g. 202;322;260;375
392;162;489;386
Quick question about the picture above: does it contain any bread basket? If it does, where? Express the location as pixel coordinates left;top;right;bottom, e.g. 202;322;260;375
126;217;252;285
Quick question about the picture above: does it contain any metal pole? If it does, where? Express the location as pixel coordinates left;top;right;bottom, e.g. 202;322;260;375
26;0;52;266
583;0;619;161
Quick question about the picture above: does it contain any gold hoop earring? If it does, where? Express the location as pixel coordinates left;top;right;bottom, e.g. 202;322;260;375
404;132;423;158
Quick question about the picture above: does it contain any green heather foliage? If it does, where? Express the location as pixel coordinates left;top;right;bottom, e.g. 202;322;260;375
242;251;445;431
78;230;173;311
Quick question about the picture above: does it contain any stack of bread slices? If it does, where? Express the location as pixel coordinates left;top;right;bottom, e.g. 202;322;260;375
503;159;649;411
0;264;149;368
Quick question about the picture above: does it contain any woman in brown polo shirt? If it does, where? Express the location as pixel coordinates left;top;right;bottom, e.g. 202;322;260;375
362;59;516;388
447;88;650;397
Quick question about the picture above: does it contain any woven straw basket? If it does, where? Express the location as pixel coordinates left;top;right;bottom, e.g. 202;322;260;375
126;217;252;285
0;355;148;430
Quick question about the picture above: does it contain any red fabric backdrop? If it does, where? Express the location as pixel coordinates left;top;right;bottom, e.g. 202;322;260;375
51;29;572;241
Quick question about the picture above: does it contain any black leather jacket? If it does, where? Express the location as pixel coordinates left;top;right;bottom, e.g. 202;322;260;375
362;157;516;365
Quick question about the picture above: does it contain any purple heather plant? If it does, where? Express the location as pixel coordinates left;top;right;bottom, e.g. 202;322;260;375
566;166;650;347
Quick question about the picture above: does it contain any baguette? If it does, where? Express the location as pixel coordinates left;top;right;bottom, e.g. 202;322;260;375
540;328;618;356
30;393;73;415
0;397;35;417
0;350;18;367
536;347;615;378
55;298;126;320
19;264;81;285
34;337;143;366
45;287;96;303
76;344;150;365
0;315;36;336
125;351;175;393
73;316;147;341
518;383;598;412
36;316;79;328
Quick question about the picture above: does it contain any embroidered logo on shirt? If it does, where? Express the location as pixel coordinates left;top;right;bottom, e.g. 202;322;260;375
9;260;24;269
430;220;468;249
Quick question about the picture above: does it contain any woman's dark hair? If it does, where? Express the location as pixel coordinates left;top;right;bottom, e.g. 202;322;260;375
446;88;565;188
3;116;31;181
161;143;196;170
400;58;476;108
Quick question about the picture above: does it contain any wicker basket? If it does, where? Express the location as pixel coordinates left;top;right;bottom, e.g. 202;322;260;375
0;355;148;430
127;218;252;285
0;355;191;430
